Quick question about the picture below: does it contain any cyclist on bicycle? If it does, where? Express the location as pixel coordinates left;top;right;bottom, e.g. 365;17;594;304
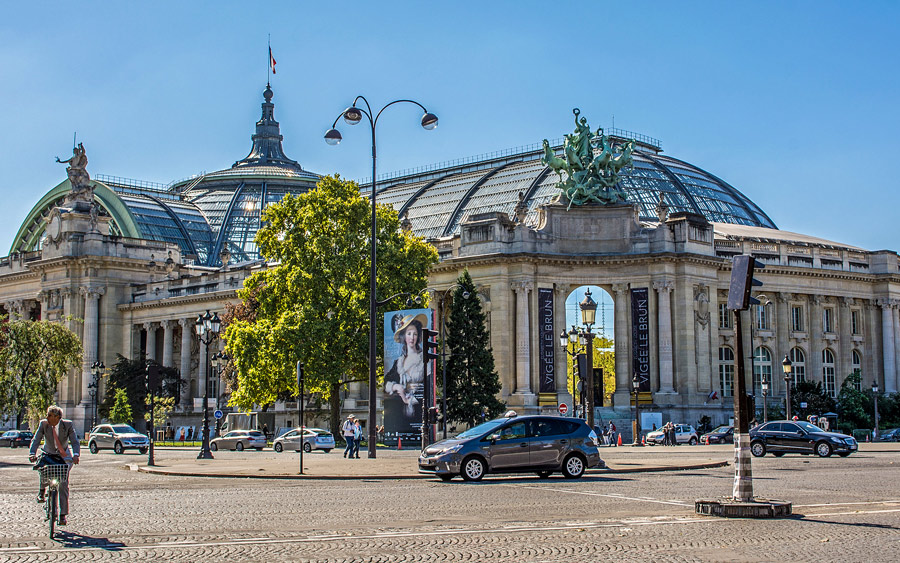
29;405;80;526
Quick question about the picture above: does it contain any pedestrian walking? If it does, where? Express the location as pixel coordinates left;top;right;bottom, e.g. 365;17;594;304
352;419;363;458
342;415;356;459
608;421;617;447
262;423;270;441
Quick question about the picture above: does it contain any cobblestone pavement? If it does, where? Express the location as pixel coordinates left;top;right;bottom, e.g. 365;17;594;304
1;445;898;562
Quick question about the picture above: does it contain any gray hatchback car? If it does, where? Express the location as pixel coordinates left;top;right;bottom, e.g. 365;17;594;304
418;412;603;482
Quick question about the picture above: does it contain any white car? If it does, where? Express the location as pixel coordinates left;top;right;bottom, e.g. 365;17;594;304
273;427;335;453
646;424;699;445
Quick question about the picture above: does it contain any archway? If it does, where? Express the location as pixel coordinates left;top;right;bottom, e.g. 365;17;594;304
563;285;615;409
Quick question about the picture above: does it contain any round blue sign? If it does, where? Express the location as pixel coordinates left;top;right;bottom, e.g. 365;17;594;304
214;410;223;419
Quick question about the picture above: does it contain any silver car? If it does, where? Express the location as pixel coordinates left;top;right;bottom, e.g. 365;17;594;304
418;413;603;482
210;430;266;451
88;424;150;454
273;427;335;453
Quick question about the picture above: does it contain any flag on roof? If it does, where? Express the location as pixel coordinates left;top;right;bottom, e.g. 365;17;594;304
269;47;277;75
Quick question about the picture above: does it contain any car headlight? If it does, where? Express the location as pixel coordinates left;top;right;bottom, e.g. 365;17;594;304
440;444;463;455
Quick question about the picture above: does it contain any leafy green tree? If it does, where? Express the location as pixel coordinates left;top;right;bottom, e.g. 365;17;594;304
108;388;133;424
443;270;505;427
0;316;82;428
99;355;181;426
836;371;873;430
224;175;439;435
145;395;176;426
790;380;836;421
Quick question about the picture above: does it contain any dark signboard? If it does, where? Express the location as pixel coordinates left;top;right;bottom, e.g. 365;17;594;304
631;287;651;392
538;288;555;394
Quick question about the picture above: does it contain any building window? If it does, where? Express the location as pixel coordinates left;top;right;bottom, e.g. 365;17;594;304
719;346;734;398
719;303;731;329
791;305;804;332
207;372;219;400
823;307;835;334
851;310;861;335
789;347;806;386
753;347;772;396
823;349;836;398
755;303;771;331
851;351;862;391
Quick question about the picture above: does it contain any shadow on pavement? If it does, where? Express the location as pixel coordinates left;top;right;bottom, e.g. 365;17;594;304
54;531;127;550
792;515;900;531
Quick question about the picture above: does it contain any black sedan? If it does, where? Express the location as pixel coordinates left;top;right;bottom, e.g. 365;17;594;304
700;425;733;445
749;420;857;458
0;430;34;448
879;428;900;442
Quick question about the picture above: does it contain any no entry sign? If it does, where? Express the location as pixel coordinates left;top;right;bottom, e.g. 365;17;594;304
558;403;568;415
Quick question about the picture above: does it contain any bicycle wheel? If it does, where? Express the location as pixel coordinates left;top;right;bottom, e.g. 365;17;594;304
48;490;57;538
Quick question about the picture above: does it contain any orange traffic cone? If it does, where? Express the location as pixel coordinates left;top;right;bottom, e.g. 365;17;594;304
617;433;623;447
866;434;869;443
641;434;646;446
398;437;402;450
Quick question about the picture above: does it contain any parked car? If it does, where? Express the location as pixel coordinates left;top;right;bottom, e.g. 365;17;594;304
700;425;733;445
88;424;149;454
749;420;857;457
878;428;900;442
418;412;603;482
646;424;699;445
0;430;34;448
210;430;266;451
273;427;335;453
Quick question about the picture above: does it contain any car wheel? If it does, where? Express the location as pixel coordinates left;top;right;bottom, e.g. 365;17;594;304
236;442;244;451
303;442;312;453
89;442;98;454
536;471;552;479
323;449;332;453
139;447;148;454
210;442;218;451
114;442;124;455
773;452;785;457
750;441;766;457
461;456;486;482
689;437;698;446
274;443;283;453
815;441;832;458
562;454;586;479
439;474;453;482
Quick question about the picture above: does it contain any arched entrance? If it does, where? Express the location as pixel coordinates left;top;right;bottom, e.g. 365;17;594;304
563;285;616;411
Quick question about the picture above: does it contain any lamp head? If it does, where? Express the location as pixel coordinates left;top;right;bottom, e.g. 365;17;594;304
343;106;363;126
421;112;438;130
210;312;221;334
559;330;569;349
873;382;879;394
195;313;205;336
324;128;342;146
782;355;792;375
632;374;640;391
579;289;597;328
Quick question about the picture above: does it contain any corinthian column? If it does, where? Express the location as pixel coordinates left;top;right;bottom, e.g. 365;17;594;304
144;322;157;362
613;283;630;403
654;280;675;393
179;318;193;409
882;300;897;393
79;286;105;433
162;320;175;368
511;281;533;396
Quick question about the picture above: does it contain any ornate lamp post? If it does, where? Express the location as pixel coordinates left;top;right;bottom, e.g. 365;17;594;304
782;355;793;419
325;97;438;459
578;290;598;428
632;373;642;445
89;361;104;429
195;310;221;460
872;381;880;440
761;377;769;423
560;327;585;417
210;351;229;438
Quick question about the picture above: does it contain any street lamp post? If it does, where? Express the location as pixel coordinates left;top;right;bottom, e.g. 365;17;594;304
559;328;584;417
782;355;793;420
195;310;221;460
578;290;598;429
326;97;438;459
210;351;229;438
89;361;104;429
632;373;642;445
761;377;769;423
872;381;880;440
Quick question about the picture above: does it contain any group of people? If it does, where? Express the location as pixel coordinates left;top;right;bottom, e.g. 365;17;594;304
341;414;363;459
599;421;618;446
659;422;679;446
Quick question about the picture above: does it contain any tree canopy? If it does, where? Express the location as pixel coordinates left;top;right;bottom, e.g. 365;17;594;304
224;175;438;433
99;354;181;428
0;316;82;427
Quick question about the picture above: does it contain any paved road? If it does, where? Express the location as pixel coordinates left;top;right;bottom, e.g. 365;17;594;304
1;445;898;562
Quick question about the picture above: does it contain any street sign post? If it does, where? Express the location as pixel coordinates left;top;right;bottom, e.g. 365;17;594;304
558;403;568;416
214;410;223;420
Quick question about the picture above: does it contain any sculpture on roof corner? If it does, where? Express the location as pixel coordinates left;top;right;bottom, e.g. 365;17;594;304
56;142;94;211
542;108;635;210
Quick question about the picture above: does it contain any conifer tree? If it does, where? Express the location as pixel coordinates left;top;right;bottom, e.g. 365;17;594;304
109;388;134;425
444;270;505;427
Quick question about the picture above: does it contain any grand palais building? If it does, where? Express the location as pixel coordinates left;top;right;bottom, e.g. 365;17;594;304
2;85;898;439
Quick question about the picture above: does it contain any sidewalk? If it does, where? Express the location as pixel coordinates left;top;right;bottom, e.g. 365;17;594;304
130;443;736;480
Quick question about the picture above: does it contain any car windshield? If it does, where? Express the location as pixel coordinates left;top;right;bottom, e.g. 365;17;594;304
711;425;731;433
455;419;507;439
112;425;138;434
795;421;821;433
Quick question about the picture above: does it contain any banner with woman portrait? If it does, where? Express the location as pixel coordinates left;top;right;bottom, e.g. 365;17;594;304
383;308;434;446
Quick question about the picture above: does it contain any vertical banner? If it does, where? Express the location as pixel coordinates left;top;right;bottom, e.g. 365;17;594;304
538;288;555;394
383;308;433;446
631;287;651;392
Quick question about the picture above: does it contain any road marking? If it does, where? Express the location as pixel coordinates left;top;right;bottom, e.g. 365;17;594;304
509;484;693;507
793;500;900;508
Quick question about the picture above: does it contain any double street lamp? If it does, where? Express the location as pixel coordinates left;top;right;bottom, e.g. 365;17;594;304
560;327;585;417
872;381;880;440
325;96;438;459
210;351;230;437
782;355;793;419
89;361;104;429
566;290;598;428
195;310;221;460
761;377;769;423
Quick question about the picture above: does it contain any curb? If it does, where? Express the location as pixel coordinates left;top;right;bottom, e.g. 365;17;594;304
128;460;730;480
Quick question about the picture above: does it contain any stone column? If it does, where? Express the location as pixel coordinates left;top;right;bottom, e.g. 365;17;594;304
839;298;853;384
654;280;675;394
774;293;790;397
694;284;712;393
865;300;882;387
893;302;900;394
144;322;157;362
162;320;175;368
179;318;193;409
79;286;105;432
554;285;574;406
880;300;898;393
511;281;534;398
613;283;630;404
809;295;824;383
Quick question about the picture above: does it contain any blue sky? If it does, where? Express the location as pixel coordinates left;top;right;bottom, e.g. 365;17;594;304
1;2;898;254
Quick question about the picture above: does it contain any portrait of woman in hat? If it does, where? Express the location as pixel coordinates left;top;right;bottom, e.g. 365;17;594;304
384;313;428;417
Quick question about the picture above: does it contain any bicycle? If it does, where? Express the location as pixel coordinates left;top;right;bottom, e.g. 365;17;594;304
38;463;70;538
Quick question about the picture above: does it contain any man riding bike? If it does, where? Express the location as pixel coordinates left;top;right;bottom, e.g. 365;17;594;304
29;405;80;526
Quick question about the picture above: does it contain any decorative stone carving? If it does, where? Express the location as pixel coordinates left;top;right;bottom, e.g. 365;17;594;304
694;284;710;327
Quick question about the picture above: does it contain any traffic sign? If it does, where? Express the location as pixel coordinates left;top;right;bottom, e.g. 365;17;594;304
558;403;568;416
214;410;223;420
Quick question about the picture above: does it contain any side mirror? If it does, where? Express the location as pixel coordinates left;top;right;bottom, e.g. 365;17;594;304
489;433;500;443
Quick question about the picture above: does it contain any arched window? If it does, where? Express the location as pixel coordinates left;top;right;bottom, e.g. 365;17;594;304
851;350;862;391
823;349;836;398
789;347;806;386
753;347;772;396
719;346;734;398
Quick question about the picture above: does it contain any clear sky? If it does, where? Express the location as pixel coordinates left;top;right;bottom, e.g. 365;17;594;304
1;2;898;255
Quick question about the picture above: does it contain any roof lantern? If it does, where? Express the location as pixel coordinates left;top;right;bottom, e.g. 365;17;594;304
232;85;302;170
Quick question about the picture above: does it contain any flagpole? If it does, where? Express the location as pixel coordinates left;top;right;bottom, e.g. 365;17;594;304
267;35;271;87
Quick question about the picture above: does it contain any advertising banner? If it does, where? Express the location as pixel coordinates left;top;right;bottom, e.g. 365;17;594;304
383;308;434;446
630;287;651;392
538;287;555;394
